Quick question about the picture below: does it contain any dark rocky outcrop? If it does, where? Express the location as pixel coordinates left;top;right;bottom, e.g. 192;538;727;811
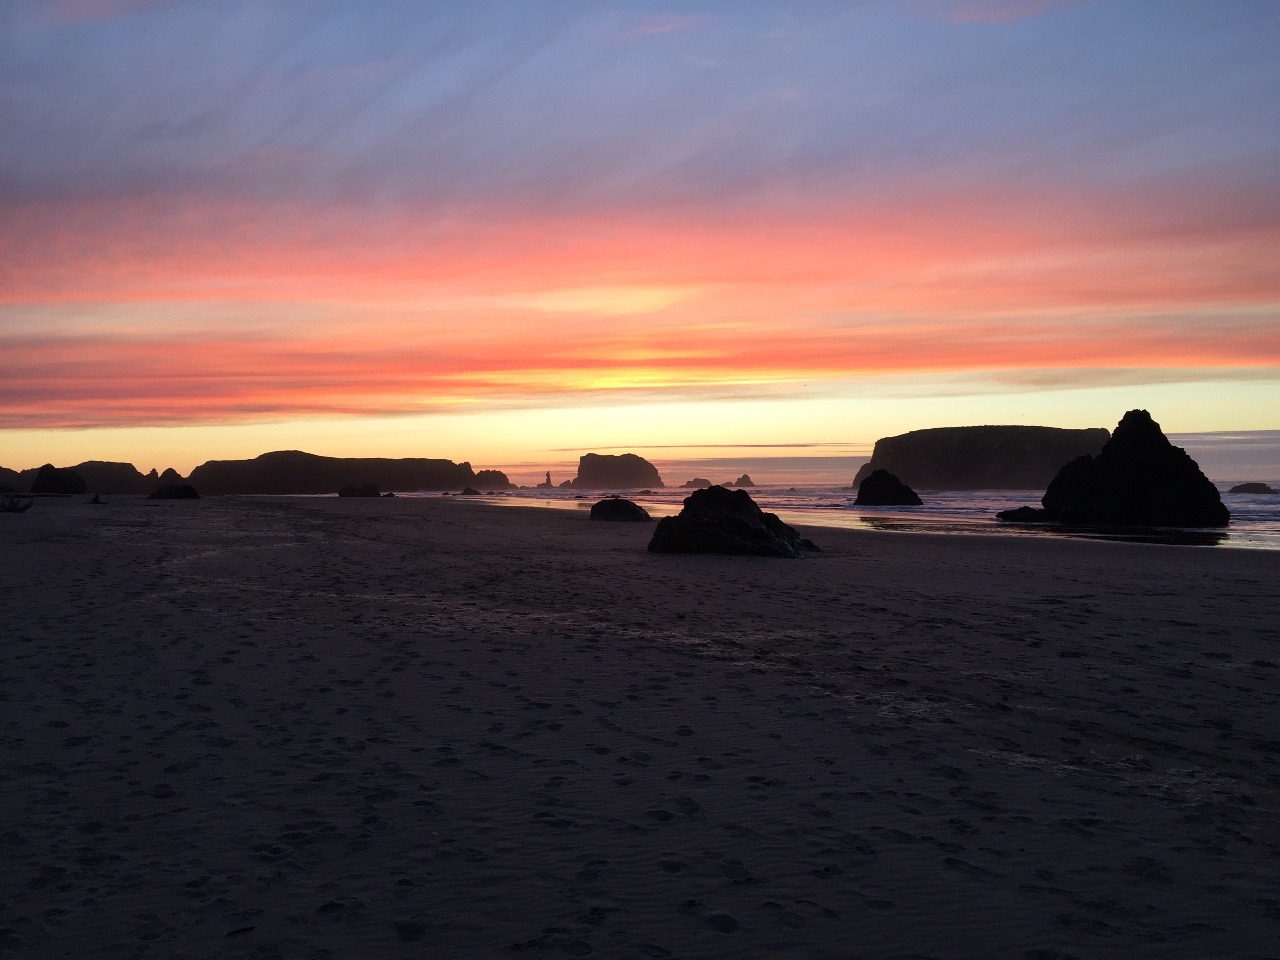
589;497;652;521
570;453;663;489
998;410;1229;527
730;474;755;487
148;484;200;500
186;451;510;495
338;483;381;498
31;464;87;495
474;469;512;489
648;485;818;558
158;467;185;484
536;472;555;489
855;469;922;506
67;461;152;494
682;477;713;489
0;465;22;492
995;506;1049;523
853;425;1110;490
459;487;482;496
1230;482;1276;495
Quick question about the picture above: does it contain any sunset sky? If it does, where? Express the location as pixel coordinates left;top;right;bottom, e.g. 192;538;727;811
2;0;1278;480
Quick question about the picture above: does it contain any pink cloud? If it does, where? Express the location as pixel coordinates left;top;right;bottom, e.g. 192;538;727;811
925;0;1083;25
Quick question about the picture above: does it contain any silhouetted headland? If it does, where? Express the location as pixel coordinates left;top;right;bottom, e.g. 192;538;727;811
187;451;513;495
853;425;1109;490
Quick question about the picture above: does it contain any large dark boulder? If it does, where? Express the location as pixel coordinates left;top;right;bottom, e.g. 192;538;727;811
148;484;200;500
648;485;818;558
31;464;87;495
681;477;713;488
1032;410;1228;527
571;453;664;489
853;425;1109;490
1230;482;1276;495
338;483;381;498
590;497;651;521
855;469;922;506
731;474;755;487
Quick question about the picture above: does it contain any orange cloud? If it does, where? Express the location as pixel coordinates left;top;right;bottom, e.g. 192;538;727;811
2;181;1277;430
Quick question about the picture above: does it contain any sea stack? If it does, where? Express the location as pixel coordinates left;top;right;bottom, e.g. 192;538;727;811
571;453;663;489
999;410;1229;527
855;469;922;506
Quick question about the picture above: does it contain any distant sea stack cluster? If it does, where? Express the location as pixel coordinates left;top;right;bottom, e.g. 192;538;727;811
853;425;1110;490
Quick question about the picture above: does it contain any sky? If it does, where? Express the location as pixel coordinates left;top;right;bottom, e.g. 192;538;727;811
2;0;1278;480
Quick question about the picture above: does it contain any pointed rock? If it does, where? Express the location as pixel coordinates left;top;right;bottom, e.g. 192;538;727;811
1037;410;1228;526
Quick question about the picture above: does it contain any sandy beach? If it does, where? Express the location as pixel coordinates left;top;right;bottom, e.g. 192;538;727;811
2;494;1278;959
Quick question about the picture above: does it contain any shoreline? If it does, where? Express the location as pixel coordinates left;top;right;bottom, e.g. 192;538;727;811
3;494;1279;958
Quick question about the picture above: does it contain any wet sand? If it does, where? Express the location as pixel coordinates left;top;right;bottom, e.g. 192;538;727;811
2;494;1279;958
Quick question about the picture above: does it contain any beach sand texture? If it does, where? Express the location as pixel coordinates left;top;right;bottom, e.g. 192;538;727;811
2;495;1279;959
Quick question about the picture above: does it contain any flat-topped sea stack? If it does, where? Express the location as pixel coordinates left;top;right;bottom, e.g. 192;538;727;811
853;425;1109;490
855;469;922;506
681;477;713;489
648;485;818;558
186;451;512;495
998;410;1229;527
569;453;663;489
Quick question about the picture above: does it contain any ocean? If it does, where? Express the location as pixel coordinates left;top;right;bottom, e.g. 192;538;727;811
458;484;1280;551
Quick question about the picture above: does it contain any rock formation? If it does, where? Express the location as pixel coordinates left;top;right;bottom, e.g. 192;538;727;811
681;478;713;489
570;453;663;489
1230;482;1276;495
648;486;818;558
855;469;923;506
186;451;511;495
730;474;755;487
67;461;152;494
853;425;1109;490
589;497;652;521
536;472;554;489
998;410;1229;527
31;464;87;495
338;483;381;497
148;484;200;500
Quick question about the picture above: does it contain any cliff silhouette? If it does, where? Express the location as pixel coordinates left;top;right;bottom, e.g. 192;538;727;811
187;451;513;495
1;452;513;496
853;426;1110;490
